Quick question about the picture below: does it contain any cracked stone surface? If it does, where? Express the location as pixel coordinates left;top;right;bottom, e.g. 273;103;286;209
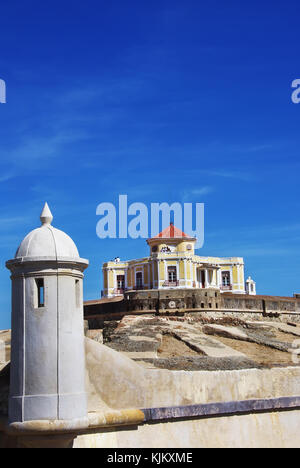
102;316;250;367
203;323;294;352
99;315;300;370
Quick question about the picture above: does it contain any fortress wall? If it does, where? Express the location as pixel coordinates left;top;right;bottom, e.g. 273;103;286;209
84;290;300;328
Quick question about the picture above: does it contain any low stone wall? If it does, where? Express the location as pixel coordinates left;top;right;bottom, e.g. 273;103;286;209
85;338;300;410
2;338;300;448
79;339;300;448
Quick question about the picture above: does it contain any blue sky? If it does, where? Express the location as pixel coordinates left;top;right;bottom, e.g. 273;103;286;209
0;0;300;328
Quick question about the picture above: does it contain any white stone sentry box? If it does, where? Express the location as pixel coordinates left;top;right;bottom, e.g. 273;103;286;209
245;276;256;296
6;203;89;424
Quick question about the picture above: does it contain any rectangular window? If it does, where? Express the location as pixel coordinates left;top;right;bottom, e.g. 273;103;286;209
200;270;205;288
36;279;45;308
222;271;231;286
136;272;143;288
75;280;80;308
168;266;177;283
117;275;125;290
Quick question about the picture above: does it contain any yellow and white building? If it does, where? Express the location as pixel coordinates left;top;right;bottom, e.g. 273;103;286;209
102;223;249;297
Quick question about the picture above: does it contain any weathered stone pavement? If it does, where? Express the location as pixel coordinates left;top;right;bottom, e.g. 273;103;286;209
103;316;249;366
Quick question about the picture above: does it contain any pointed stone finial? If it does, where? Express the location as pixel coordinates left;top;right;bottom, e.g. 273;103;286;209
40;202;53;226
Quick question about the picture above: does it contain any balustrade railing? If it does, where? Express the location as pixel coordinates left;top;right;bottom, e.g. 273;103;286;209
220;285;232;291
114;288;126;294
162;280;179;287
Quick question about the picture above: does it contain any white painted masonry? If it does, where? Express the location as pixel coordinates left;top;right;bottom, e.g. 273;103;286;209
6;203;89;423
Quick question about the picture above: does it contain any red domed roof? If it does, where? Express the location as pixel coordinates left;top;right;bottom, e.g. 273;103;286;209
147;223;196;243
154;223;189;239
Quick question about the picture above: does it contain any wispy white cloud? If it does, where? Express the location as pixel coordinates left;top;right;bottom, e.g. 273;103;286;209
0;216;30;229
208;222;300;239
197;169;254;181
0;172;15;183
0;235;24;250
0;216;32;252
230;246;295;257
0;75;159;179
202;220;300;259
181;185;215;202
6;131;88;165
191;186;214;195
227;143;274;154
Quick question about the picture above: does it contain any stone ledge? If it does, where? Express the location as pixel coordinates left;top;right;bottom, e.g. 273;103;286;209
2;396;300;437
0;409;145;436
143;396;300;422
